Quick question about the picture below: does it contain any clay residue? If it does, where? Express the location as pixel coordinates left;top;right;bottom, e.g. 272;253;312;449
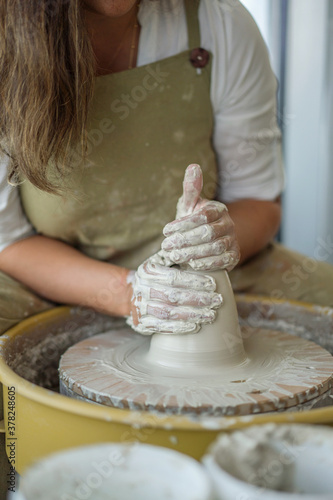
6;311;126;390
207;423;333;492
237;299;333;354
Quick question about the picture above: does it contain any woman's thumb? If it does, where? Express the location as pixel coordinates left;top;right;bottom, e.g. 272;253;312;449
176;164;203;218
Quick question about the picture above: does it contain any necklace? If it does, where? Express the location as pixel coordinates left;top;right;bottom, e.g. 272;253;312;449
128;2;140;70
93;2;140;75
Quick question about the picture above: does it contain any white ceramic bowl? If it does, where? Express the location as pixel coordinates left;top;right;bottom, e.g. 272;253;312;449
16;443;214;500
203;424;333;500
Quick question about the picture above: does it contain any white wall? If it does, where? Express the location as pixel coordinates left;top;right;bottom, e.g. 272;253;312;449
241;0;281;77
242;0;333;264
241;0;270;47
282;0;333;263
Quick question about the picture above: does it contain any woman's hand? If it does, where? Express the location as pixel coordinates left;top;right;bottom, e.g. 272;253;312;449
161;164;241;272
127;254;222;335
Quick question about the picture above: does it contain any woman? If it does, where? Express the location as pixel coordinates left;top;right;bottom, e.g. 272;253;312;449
0;0;284;336
0;0;332;494
0;0;331;335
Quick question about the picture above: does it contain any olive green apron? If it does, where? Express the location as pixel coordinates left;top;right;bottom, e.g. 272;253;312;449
20;0;218;269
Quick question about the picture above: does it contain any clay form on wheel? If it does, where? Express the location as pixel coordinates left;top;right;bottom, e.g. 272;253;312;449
147;270;246;372
59;244;333;416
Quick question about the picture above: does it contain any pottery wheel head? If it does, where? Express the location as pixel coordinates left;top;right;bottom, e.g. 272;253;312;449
59;326;333;416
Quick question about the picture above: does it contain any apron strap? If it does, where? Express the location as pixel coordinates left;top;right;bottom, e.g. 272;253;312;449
184;0;201;49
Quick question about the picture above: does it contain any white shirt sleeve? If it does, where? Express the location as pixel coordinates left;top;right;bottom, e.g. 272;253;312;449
0;155;35;253
200;0;285;202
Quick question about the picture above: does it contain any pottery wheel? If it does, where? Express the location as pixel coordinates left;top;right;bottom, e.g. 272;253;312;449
59;325;333;416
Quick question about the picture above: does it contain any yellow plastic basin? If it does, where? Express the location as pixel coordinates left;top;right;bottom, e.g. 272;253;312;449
1;297;333;473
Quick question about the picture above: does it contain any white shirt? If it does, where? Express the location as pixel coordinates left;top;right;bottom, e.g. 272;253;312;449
0;0;284;253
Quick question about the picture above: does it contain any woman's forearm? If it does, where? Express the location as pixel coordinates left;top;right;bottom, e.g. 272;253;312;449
0;199;280;317
226;199;281;265
0;235;132;316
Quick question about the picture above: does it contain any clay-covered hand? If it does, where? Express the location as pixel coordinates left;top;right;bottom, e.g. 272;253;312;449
126;254;222;335
161;164;240;272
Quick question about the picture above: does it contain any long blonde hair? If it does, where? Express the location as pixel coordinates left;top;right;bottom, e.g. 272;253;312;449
0;0;96;193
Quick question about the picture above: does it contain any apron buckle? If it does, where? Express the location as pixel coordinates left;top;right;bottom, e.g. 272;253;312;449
190;48;210;68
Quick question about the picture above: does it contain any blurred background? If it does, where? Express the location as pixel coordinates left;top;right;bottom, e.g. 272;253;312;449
242;0;333;264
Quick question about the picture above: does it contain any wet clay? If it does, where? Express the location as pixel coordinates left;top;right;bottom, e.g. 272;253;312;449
205;423;333;493
147;270;245;369
59;247;333;416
